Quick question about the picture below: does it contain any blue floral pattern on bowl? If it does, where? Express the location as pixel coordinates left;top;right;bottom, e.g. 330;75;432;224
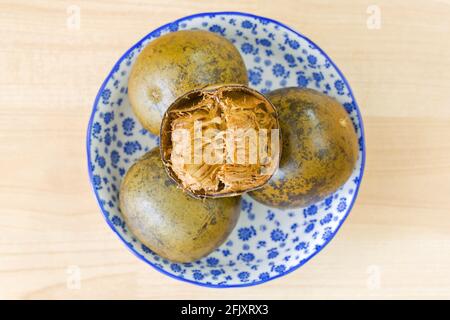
87;12;366;288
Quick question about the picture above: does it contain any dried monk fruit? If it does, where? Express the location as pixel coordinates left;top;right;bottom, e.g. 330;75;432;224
119;148;241;263
128;30;248;135
249;87;359;208
160;84;280;198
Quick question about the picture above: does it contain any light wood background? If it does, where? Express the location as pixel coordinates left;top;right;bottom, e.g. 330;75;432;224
1;0;449;300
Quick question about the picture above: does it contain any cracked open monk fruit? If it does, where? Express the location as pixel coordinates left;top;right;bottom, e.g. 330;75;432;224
249;87;359;208
160;84;280;198
128;30;248;135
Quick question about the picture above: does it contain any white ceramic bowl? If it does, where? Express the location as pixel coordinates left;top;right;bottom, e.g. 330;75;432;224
87;12;366;287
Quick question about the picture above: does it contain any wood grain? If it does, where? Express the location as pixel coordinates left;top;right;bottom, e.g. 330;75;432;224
1;0;450;299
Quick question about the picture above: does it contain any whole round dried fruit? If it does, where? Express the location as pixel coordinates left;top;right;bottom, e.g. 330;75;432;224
160;84;280;198
119;148;241;263
249;87;359;208
128;30;249;135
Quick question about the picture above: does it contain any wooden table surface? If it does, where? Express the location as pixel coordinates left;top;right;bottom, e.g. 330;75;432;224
1;0;450;300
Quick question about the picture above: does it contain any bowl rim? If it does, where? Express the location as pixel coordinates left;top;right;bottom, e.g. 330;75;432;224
86;11;366;288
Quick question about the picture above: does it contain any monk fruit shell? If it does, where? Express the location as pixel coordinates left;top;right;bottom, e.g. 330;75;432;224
128;30;249;135
160;84;280;198
119;148;240;263
249;87;359;208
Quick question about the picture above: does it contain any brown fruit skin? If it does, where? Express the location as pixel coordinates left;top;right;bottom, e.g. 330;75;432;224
249;87;359;208
128;30;249;135
119;148;241;263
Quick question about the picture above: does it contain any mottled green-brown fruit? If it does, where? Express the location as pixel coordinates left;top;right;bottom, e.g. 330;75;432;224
119;148;240;263
160;84;280;198
128;30;249;135
249;87;359;208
